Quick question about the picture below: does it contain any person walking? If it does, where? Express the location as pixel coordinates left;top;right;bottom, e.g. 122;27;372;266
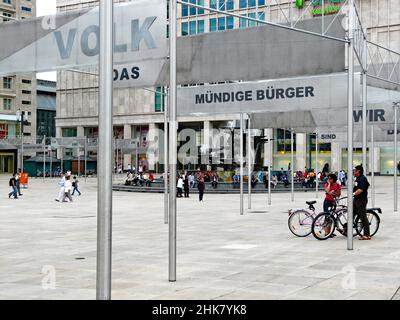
183;174;190;198
16;169;22;196
8;173;18;199
177;175;184;197
353;165;371;240
71;176;81;196
197;172;205;202
62;175;73;202
55;173;65;202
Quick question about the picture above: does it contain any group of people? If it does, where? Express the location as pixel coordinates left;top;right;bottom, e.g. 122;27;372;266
8;170;23;199
125;171;155;187
322;165;371;240
176;170;206;201
299;164;347;190
55;171;81;203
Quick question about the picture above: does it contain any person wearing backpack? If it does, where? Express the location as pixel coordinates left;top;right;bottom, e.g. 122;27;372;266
71;176;81;196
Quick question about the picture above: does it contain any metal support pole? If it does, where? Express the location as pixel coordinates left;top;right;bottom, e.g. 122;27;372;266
248;115;252;210
362;33;368;174
115;140;118;176
96;0;113;300
322;0;325;34
43;135;46;183
268;134;271;206
240;113;244;215
50;146;52;179
168;0;177;282
21;125;24;173
135;141;139;173
112;139;116;182
164;88;169;224
291;129;294;202
315;131;318;198
78;145;81;178
85;137;87;183
394;105;398;212
371;125;375;207
347;0;355;251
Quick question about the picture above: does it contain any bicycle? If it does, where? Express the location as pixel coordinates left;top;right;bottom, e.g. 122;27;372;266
288;200;318;237
312;198;381;240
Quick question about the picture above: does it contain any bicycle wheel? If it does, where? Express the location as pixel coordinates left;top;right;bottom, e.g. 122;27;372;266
312;212;336;240
288;210;314;237
355;211;380;237
335;209;358;237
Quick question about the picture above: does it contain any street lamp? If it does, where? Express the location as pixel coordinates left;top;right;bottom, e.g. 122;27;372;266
16;110;25;172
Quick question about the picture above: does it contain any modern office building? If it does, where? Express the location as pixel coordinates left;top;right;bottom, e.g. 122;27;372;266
36;79;56;139
0;0;37;174
55;0;400;175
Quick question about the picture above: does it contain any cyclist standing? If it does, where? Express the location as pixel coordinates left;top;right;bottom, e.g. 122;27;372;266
353;165;371;240
322;173;341;237
323;173;341;213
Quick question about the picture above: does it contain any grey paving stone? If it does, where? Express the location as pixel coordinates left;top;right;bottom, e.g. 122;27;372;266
0;175;399;300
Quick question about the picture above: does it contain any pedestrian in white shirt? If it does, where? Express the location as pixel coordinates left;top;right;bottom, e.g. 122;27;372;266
177;176;184;197
55;173;65;202
62;175;73;202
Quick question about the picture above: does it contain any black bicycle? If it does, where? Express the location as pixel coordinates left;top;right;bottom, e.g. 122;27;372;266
311;198;381;240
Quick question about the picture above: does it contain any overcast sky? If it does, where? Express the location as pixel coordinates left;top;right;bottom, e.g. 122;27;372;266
36;0;57;81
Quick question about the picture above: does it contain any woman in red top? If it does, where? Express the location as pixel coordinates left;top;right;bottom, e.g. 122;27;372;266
323;173;341;213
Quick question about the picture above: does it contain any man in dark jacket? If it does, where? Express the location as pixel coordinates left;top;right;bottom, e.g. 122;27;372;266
8;173;18;199
184;174;190;198
353;165;371;240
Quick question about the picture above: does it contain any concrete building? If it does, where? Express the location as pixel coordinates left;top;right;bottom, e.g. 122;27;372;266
55;0;400;175
0;0;37;174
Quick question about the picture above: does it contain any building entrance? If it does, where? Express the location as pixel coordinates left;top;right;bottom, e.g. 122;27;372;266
0;153;14;174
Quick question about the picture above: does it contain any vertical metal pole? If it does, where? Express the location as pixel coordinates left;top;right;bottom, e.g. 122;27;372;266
268;134;271;206
394;105;398;212
50;146;52;179
371;124;375;207
61;148;63;173
289;0;294;28
240;113;244;215
43;135;46;183
121;144;123;176
291;129;294;202
347;0;355;251
136;141;139;173
96;0;113;300
169;0;177;282
78;145;81;178
164;88;169;224
115;140;118;176
362;33;368;174
85;137;87;183
322;0;325;34
315;131;318;198
248;115;252;210
21;124;24;173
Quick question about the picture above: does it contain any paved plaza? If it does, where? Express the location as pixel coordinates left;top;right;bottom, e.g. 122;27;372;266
1;174;400;300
